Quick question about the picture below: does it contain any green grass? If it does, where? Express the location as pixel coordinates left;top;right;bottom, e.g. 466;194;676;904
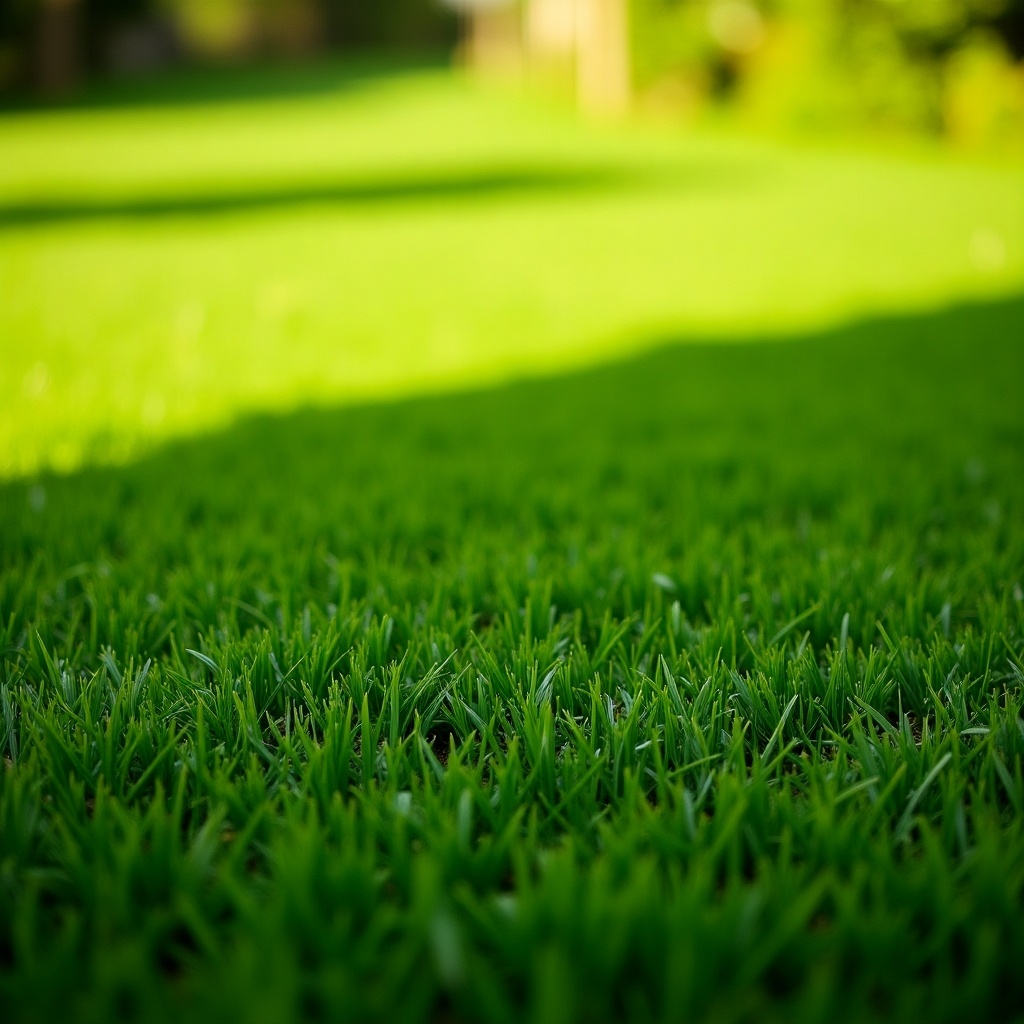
1;64;1024;1024
1;65;1022;475
3;297;1024;1023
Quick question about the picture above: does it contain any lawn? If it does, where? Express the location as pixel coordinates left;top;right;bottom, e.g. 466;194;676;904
1;63;1022;475
1;63;1023;1024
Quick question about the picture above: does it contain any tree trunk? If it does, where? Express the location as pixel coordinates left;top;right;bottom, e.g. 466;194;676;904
465;5;522;75
575;0;630;116
37;0;81;96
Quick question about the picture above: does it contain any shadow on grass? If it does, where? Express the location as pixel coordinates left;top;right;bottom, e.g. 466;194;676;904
0;157;758;229
0;166;642;229
3;293;1021;515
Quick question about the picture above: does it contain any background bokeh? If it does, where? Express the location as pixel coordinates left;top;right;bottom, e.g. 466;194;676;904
2;1;1023;146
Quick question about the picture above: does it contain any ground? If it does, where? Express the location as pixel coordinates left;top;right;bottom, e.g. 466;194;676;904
1;61;1023;1024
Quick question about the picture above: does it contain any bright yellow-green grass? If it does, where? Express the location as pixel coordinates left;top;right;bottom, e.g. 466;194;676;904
1;65;1022;476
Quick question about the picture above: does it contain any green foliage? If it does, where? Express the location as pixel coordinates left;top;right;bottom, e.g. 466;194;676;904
1;296;1023;1022
318;0;457;49
164;0;457;57
630;0;1024;143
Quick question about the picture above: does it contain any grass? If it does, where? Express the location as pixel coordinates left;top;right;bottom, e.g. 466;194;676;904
1;64;1022;475
1;63;1023;1023
3;297;1024;1022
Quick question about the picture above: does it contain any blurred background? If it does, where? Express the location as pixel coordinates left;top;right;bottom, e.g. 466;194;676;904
2;1;1022;479
2;0;1023;146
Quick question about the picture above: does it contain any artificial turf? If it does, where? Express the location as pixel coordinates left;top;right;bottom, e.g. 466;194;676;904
1;64;1023;1024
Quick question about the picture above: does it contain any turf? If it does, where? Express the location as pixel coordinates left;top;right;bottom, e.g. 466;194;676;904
2;295;1024;1023
2;64;1024;1024
1;66;1022;476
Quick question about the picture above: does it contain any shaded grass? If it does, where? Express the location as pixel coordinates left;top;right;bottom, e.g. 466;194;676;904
1;297;1023;1022
0;165;628;229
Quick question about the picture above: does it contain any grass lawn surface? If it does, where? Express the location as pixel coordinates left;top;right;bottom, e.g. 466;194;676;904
1;64;1022;475
1;62;1023;1024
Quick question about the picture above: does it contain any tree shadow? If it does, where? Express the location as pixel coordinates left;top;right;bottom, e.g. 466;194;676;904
0;166;636;229
4;293;1021;506
0;158;759;229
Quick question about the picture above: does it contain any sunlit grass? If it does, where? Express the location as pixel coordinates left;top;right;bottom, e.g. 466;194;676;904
1;65;1022;475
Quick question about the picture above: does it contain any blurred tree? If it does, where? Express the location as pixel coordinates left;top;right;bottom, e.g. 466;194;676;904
448;0;632;116
320;0;457;50
629;0;1024;143
460;2;524;75
36;0;80;94
0;0;456;94
0;1;34;91
577;0;632;114
2;0;1020;146
2;0;161;92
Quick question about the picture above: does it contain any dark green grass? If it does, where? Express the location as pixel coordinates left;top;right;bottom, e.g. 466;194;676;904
2;298;1024;1023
